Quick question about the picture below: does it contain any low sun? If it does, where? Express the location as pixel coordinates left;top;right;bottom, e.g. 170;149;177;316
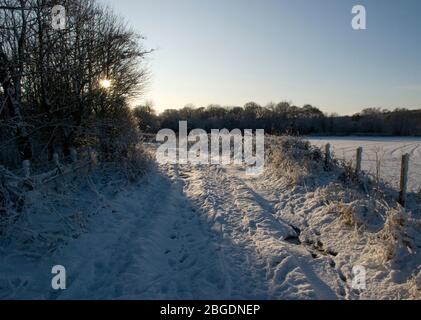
99;79;112;89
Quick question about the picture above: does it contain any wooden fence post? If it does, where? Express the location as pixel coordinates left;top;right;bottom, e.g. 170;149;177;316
23;160;30;178
53;153;60;167
355;147;363;175
398;153;410;207
325;143;331;170
89;149;97;167
70;148;77;163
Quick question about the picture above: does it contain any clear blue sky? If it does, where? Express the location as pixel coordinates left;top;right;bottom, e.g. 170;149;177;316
101;0;421;114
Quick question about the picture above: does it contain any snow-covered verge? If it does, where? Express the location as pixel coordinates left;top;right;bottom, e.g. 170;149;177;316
0;136;420;300
258;136;421;299
0;148;151;298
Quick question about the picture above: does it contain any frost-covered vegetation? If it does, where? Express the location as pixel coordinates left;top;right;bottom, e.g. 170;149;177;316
1;0;151;239
261;136;421;299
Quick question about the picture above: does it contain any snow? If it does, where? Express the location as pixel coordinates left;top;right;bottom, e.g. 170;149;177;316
0;138;420;299
308;136;421;192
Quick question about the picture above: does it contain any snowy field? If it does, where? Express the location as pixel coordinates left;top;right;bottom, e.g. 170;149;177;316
308;137;421;193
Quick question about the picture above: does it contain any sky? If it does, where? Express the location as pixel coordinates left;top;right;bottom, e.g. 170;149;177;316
101;0;421;114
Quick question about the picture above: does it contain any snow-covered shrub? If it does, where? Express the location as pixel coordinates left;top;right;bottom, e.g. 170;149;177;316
86;108;140;160
265;135;324;185
74;105;150;180
0;129;20;169
0;169;25;236
266;136;396;205
0;178;10;233
1;172;95;252
329;202;356;226
409;269;421;299
315;185;385;231
372;207;414;264
0;107;150;250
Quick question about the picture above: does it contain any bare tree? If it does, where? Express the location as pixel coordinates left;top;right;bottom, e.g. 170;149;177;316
1;0;151;168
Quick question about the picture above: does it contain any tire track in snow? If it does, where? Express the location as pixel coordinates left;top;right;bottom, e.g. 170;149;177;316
128;163;234;299
179;164;344;299
175;164;271;299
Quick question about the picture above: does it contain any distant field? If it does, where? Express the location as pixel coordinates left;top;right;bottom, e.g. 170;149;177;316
308;137;421;192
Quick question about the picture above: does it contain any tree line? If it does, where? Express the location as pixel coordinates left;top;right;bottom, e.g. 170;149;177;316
1;0;150;169
133;103;421;136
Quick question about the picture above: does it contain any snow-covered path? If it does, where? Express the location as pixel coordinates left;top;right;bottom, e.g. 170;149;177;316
56;165;238;299
178;163;347;299
1;165;246;299
1;158;352;299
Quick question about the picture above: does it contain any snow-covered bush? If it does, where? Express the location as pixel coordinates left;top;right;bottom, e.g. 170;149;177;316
372;207;413;264
265;135;324;185
0;105;151;250
409;269;421;299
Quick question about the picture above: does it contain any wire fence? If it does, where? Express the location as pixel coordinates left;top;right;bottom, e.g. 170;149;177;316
327;146;420;194
10;133;410;207
322;143;418;207
1;148;98;191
